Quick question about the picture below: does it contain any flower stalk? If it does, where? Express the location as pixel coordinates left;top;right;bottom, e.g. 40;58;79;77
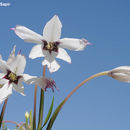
47;71;109;129
33;85;37;130
0;98;8;128
64;71;109;104
37;65;46;129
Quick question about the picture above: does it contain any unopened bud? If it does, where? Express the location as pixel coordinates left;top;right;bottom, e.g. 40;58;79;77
108;66;130;83
25;111;29;119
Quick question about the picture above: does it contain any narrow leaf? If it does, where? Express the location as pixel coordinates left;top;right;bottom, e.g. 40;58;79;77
41;96;54;129
46;99;65;130
29;110;33;129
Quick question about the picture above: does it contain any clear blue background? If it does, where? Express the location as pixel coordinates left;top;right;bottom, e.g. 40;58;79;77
0;0;130;129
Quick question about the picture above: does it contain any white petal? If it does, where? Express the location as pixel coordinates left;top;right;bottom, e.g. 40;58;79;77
59;38;88;51
0;59;9;73
29;44;44;59
108;66;130;83
9;54;26;75
0;73;6;79
0;83;12;104
7;45;16;64
56;48;71;63
42;59;60;73
23;74;37;84
42;51;60;72
0;78;8;85
43;15;62;42
13;81;25;96
32;77;47;90
13;25;44;44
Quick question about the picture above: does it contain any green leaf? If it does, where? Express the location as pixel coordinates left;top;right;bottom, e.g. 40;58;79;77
41;96;54;129
46;99;65;130
29;110;33;129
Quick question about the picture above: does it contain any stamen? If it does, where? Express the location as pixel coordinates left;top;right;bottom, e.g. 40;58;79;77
43;40;60;54
9;72;17;81
4;70;22;84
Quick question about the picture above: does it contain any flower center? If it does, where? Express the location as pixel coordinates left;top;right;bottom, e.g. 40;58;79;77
9;72;17;81
42;40;60;54
4;70;22;84
46;42;54;50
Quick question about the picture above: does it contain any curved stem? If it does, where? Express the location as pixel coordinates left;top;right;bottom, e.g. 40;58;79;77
64;71;109;105
47;71;109;129
0;98;8;128
37;65;46;129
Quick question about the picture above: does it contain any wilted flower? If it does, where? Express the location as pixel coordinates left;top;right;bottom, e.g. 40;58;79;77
34;77;57;92
108;66;130;83
0;46;56;104
12;15;91;72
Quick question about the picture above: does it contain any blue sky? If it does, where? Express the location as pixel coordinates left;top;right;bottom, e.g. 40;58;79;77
0;0;130;129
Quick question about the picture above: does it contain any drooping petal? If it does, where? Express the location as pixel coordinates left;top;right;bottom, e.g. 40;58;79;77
41;51;60;72
56;48;71;63
9;54;26;75
12;25;44;44
43;15;62;42
29;44;44;59
108;66;130;83
59;38;89;51
7;45;16;64
0;59;9;73
34;77;57;92
0;83;12;104
0;73;6;79
23;74;37;84
42;59;60;73
13;81;25;96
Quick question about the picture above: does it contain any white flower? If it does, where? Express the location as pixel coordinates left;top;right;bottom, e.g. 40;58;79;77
108;66;130;82
0;47;56;104
12;15;91;72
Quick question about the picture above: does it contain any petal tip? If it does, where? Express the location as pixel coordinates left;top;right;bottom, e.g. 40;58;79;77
10;28;16;31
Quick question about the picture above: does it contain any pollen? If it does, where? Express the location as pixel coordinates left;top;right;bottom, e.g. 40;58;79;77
0;84;3;88
46;42;54;50
9;72;17;81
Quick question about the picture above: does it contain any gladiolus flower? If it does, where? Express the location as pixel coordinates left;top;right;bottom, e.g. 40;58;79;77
0;46;56;104
12;15;91;72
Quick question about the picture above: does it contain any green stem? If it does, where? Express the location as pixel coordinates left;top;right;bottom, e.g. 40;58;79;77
37;65;46;130
47;71;109;129
33;85;37;130
63;71;109;105
0;98;8;128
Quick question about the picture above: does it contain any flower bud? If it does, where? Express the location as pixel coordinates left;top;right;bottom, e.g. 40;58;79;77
25;111;29;119
108;66;130;83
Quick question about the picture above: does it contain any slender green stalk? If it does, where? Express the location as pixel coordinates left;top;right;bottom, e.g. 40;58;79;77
37;65;46;130
47;71;109;129
33;85;37;130
0;98;8;128
63;71;109;105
